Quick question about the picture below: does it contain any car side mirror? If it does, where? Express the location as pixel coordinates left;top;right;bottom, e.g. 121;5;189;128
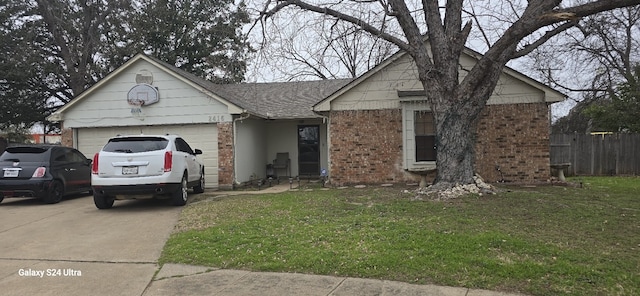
85;158;93;165
194;149;202;155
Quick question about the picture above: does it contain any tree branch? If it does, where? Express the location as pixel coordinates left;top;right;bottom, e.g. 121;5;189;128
513;20;578;58
557;0;640;19
465;4;490;48
260;0;410;52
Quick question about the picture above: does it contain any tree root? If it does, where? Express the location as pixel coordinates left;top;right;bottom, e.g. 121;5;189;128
410;174;496;200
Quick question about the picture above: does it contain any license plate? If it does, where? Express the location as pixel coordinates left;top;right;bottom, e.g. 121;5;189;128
3;169;20;178
122;166;138;175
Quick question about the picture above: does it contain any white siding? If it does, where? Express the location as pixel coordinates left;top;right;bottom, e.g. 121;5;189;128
458;54;547;105
330;55;419;111
265;121;298;178
61;59;232;128
77;124;219;188
235;118;267;182
327;53;547;111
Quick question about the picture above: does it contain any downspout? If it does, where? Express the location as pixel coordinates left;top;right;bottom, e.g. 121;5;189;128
72;128;79;149
232;111;250;186
314;111;331;183
322;115;330;178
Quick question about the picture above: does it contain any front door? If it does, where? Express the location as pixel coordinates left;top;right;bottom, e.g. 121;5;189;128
298;125;320;176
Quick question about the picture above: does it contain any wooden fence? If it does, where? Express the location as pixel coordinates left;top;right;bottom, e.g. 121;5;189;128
550;133;640;176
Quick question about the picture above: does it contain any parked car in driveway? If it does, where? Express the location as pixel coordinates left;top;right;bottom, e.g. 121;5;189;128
91;134;205;209
0;145;92;204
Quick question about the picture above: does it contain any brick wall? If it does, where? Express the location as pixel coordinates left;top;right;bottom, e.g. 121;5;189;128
329;109;418;185
217;122;234;189
61;127;73;147
328;103;551;186
475;103;551;183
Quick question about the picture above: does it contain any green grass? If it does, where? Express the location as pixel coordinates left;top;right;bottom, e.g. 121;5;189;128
159;177;640;296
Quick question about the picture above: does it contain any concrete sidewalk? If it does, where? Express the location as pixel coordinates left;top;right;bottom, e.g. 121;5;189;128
143;264;526;296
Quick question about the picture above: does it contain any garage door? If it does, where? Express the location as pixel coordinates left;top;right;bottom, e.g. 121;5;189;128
77;124;218;188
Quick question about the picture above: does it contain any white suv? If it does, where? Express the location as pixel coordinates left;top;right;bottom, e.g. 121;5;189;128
91;135;205;209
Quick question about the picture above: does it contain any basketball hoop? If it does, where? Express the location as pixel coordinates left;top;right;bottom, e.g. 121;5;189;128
126;83;158;121
127;98;146;107
129;99;144;118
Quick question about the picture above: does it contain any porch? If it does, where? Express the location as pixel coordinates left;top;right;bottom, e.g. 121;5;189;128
233;118;328;185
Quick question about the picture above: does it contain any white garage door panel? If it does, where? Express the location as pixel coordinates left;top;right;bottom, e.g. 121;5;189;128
77;124;218;187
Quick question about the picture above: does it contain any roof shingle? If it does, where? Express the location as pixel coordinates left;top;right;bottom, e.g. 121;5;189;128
213;80;351;119
145;55;351;119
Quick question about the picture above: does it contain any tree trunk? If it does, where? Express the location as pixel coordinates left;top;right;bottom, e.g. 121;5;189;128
431;103;479;188
420;46;504;189
424;70;493;189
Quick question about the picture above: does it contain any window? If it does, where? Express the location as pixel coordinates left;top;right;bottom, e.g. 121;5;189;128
175;138;195;154
52;148;67;162
402;102;437;171
68;149;88;163
53;148;86;163
103;137;168;153
1;147;49;162
414;111;436;161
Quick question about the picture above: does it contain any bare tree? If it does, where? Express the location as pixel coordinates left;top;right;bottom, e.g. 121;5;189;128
248;5;396;81
528;6;640;132
259;0;640;189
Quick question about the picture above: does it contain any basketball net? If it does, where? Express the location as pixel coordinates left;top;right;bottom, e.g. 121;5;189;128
129;99;144;118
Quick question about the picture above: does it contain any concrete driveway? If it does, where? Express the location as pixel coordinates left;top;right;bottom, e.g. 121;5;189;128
0;194;182;296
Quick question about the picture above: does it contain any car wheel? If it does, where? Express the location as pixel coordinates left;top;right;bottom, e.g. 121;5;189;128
43;181;64;204
0;194;4;204
172;174;188;206
193;170;205;193
93;192;114;209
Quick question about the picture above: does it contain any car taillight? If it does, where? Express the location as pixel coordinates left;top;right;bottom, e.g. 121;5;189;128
92;153;99;174
164;151;172;172
32;167;46;178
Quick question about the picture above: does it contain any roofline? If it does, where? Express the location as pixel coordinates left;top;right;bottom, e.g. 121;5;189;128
47;53;245;122
462;47;567;102
49;54;146;119
140;55;245;114
313;49;407;111
313;44;566;112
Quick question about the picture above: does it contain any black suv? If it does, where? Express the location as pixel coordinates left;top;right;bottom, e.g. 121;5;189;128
0;145;92;204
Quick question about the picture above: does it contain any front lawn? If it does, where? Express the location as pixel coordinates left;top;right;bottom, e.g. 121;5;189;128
159;177;639;296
